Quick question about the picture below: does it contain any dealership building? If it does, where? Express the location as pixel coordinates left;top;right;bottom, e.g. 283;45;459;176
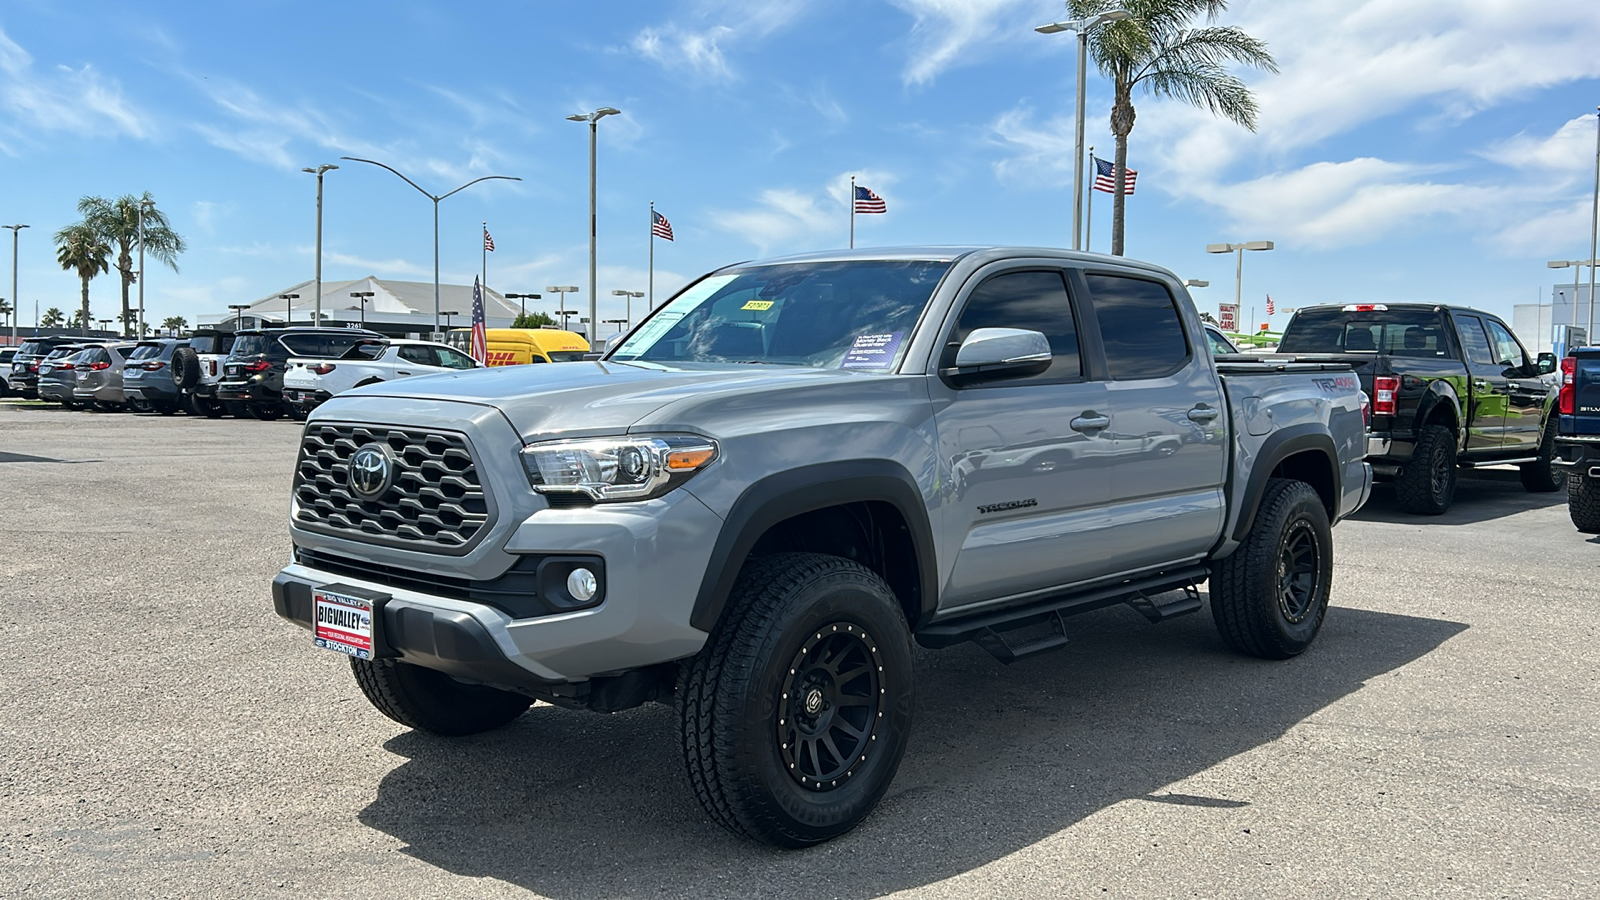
195;276;561;338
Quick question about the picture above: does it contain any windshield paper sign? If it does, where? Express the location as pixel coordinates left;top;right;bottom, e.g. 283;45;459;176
842;332;904;369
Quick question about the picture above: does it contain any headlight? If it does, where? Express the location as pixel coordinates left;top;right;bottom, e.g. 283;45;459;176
520;434;718;502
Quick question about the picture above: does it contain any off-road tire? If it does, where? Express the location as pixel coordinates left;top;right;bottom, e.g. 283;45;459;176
1520;416;1564;493
678;552;915;848
251;401;284;421
171;348;200;389
1395;423;1457;515
188;394;225;418
1570;475;1600;534
350;658;531;737
1210;478;1334;660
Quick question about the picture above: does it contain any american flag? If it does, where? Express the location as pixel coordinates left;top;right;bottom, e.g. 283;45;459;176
652;209;674;241
854;185;886;214
483;228;495;252
469;278;488;364
1092;156;1137;194
1266;294;1275;315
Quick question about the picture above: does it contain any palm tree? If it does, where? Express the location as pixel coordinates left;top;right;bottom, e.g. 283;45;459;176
79;193;187;336
54;222;112;336
162;315;187;336
1068;0;1277;255
41;307;65;328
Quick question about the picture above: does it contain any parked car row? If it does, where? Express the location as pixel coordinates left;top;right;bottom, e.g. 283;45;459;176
7;327;479;419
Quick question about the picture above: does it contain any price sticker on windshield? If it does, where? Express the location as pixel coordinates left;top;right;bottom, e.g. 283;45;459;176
842;332;905;369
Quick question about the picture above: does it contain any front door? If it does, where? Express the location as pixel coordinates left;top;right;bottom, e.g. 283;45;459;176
1451;313;1510;453
932;267;1115;612
1484;317;1546;451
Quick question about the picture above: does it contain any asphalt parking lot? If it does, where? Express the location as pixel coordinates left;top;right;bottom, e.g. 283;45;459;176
2;399;1597;899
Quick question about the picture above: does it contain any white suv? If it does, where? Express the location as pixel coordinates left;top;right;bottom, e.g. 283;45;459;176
282;338;478;415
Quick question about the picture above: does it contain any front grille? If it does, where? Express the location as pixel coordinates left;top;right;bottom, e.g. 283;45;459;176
293;424;491;552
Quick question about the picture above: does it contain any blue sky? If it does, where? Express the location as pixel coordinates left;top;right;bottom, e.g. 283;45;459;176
2;0;1599;335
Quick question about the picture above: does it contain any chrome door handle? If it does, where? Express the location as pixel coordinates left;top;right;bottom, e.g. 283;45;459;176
1187;406;1219;422
1070;414;1110;432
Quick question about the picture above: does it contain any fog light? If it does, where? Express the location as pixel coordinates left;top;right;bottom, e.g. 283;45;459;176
567;568;598;603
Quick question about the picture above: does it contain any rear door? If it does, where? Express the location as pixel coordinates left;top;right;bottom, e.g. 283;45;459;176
932;264;1114;611
1450;313;1510;452
1080;270;1228;570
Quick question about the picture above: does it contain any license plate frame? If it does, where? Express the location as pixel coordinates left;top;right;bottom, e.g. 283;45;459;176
312;586;390;660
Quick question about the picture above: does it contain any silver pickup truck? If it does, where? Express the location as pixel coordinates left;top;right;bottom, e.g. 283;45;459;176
271;246;1370;847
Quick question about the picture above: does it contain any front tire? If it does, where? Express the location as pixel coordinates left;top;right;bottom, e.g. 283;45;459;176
1520;417;1564;493
1210;478;1334;660
1395;423;1457;515
1570;476;1600;534
350;658;531;737
678;552;915;847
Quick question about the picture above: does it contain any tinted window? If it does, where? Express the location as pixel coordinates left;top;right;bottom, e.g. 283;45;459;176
231;335;276;357
342;340;385;360
128;343;165;361
1086;274;1189;379
81;348;109;365
547;350;589;362
946;270;1081;383
436;347;477;369
1279;308;1447;355
1453;315;1495;367
1484;320;1526;369
280;333;367;359
397;345;436;365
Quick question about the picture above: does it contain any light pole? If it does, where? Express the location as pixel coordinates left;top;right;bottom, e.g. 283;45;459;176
350;290;375;328
442;310;459;331
1589;106;1600;341
1207;241;1274;331
135;198;153;337
546;285;579;331
1548;259;1598;343
505;292;542;320
611;289;643;330
279;293;300;326
302;164;338;326
341;156;521;338
228;303;250;330
4;224;28;346
1036;8;1131;251
566;107;621;340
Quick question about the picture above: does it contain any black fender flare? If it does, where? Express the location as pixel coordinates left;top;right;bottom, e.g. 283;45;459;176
689;460;939;633
1414;380;1462;446
353;376;385;388
1231;424;1341;543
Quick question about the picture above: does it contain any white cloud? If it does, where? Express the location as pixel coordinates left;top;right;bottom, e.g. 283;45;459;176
1482;116;1597;177
712;170;898;255
887;0;1037;86
0;28;152;147
629;0;808;80
633;25;736;80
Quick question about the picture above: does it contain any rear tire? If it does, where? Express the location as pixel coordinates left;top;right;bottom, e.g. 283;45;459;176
1570;476;1600;534
188;394;225;418
251;401;284;421
350;658;531;737
1520;416;1564;493
1209;478;1334;660
1395;423;1457;515
678;552;915;847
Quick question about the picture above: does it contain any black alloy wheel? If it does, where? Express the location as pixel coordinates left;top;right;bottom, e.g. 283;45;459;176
777;623;883;791
1276;519;1323;624
1209;478;1334;660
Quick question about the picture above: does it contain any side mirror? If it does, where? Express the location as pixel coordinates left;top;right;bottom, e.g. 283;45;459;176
1537;352;1557;375
944;328;1052;382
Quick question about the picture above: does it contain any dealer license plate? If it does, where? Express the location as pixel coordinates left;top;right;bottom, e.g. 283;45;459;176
312;589;376;659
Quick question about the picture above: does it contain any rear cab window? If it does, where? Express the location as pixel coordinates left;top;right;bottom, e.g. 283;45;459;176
1084;274;1190;379
1279;308;1449;357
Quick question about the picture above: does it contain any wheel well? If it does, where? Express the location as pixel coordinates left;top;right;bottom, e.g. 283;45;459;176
1271;449;1336;516
1423;400;1458;433
746;501;923;628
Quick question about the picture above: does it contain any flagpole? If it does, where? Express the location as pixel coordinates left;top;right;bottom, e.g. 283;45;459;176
649;201;655;311
1085;146;1094;253
850;175;856;249
482;221;488;296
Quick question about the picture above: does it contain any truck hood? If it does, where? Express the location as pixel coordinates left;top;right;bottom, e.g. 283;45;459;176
340;360;870;441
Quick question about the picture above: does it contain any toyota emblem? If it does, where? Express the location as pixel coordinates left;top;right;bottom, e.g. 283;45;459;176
347;444;395;500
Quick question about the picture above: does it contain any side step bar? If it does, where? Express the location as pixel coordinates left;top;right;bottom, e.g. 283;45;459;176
916;565;1209;663
1460;457;1537;468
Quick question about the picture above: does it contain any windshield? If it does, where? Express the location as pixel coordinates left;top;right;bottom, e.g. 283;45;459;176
609;260;951;369
1279;308;1446;356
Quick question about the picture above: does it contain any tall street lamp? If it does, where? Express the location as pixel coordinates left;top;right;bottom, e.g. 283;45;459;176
302;164;338;326
1207;241;1274;329
546;285;579;331
1548;259;1598;342
566;107;622;340
611;289;643;330
135;199;154;337
505;292;541;320
228;303;250;330
1588;105;1600;340
1036;8;1131;251
4;224;28;345
279;293;300;326
341;156;521;338
350;290;375;328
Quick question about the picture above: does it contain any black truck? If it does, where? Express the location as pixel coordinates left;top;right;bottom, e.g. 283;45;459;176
1276;303;1560;515
1554;346;1600;532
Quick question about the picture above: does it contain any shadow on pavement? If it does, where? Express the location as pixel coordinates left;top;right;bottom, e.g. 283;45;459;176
357;603;1464;898
1352;467;1567;526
